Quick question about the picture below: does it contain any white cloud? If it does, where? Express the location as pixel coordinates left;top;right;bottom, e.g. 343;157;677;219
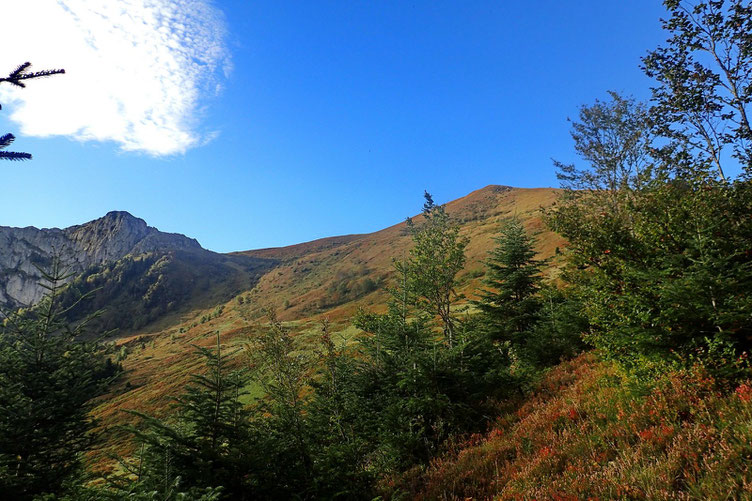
0;0;231;156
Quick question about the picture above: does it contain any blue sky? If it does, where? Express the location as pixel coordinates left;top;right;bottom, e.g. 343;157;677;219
0;1;667;253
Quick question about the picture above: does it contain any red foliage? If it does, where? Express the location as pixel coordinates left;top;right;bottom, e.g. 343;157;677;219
399;353;752;501
736;382;752;402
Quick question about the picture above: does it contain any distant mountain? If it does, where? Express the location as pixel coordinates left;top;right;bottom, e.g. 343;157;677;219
0;211;197;307
87;185;565;464
234;185;565;321
0;185;565;340
0;211;277;333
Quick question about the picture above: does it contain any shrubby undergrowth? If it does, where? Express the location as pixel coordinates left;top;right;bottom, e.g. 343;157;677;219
3;1;752;499
406;353;752;500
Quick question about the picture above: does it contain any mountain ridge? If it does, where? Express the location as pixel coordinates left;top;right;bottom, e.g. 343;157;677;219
88;184;566;465
0;185;561;333
233;184;564;321
0;210;204;310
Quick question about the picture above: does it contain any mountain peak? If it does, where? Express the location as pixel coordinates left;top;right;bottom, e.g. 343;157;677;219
97;210;148;232
0;211;203;310
102;210;140;221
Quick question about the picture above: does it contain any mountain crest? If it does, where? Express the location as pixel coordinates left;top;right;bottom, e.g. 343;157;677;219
0;212;202;309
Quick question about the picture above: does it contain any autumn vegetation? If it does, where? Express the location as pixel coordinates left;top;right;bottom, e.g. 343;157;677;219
2;1;752;499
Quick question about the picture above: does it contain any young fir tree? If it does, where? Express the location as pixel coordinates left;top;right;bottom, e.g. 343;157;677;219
475;218;544;345
353;294;447;471
304;320;376;498
0;62;65;161
245;310;317;498
0;259;117;500
118;333;251;500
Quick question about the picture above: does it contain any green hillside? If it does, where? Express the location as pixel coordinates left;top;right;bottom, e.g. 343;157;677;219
58;249;277;335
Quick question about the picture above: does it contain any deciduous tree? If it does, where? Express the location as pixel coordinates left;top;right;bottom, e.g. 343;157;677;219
402;192;468;346
643;0;752;180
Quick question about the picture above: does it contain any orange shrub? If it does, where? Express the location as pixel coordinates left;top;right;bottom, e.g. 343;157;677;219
395;353;752;500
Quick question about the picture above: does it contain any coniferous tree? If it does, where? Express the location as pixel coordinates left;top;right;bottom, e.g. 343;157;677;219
118;333;252;500
0;62;64;161
245;310;317;498
304;320;377;498
525;285;588;368
0;259;117;500
474;218;545;345
353;295;448;470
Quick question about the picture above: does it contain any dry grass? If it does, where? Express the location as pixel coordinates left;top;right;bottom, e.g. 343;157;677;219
234;185;564;321
89;185;564;469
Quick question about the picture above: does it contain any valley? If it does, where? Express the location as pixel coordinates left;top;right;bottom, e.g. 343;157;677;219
78;185;563;463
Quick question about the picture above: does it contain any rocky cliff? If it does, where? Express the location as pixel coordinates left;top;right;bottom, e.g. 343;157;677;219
0;211;203;310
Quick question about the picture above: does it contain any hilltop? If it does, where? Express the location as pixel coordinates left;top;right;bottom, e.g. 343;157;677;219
81;185;563;462
235;185;564;321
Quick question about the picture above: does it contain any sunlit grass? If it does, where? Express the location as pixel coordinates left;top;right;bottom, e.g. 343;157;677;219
89;186;564;471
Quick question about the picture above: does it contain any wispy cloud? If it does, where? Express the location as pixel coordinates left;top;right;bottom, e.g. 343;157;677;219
0;0;231;156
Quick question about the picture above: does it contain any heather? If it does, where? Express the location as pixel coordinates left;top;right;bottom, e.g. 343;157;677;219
404;353;752;500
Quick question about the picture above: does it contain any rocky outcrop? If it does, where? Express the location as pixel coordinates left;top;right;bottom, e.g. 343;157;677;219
0;211;202;310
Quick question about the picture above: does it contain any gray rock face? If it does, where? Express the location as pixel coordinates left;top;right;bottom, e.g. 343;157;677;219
0;211;202;309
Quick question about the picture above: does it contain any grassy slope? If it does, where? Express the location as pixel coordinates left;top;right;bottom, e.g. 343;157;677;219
235;185;564;321
60;249;278;337
89;184;752;498
91;185;564;466
399;353;752;500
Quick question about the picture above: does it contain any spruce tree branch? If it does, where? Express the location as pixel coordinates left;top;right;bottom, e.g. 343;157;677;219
0;151;32;161
0;62;65;88
0;133;15;149
0;62;64;162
